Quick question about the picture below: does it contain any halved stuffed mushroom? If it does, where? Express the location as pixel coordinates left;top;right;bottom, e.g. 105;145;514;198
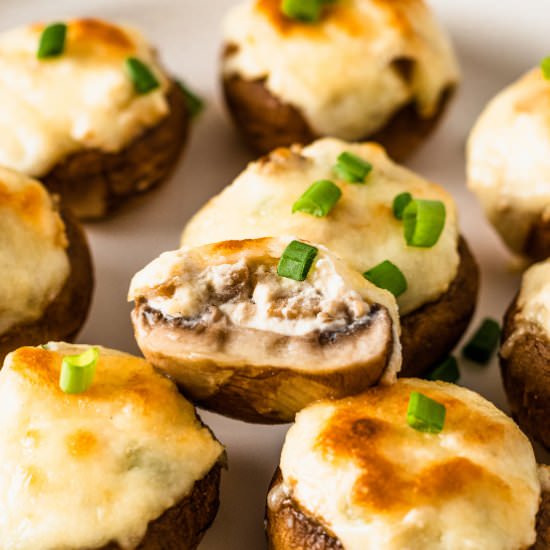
501;259;550;451
266;379;547;549
0;343;224;549
467;64;550;260
0;18;192;219
182;138;479;378
0;167;93;362
222;0;459;159
129;237;401;423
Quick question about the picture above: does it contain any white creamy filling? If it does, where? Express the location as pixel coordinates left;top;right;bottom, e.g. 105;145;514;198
182;138;460;315
467;69;550;253
0;168;69;335
223;0;459;140
0;20;170;176
0;343;224;550
147;256;370;337
280;380;540;550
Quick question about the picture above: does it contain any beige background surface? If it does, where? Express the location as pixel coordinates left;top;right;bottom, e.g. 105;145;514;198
3;1;549;547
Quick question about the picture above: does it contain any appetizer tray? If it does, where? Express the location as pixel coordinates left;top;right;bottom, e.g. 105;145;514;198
6;0;549;547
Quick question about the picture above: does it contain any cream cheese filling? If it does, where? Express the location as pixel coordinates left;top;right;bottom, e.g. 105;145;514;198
279;379;540;550
222;0;459;140
0;343;224;550
182;138;460;315
0;167;69;335
0;19;170;177
467;68;550;254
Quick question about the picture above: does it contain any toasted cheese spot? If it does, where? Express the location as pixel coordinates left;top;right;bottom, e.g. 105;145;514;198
315;383;510;514
20;465;45;492
256;0;364;37
0;180;46;229
70;19;134;51
9;347;185;417
210;237;273;255
66;430;98;459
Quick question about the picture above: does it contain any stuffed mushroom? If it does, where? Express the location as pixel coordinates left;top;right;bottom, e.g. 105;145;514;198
221;0;459;159
0;342;224;549
0;167;93;362
129;237;401;423
266;378;548;549
467;65;550;260
182;138;479;378
0;18;191;219
501;259;550;451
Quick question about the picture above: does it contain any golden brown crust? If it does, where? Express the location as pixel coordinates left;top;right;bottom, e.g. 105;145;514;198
0;206;94;364
42;83;189;220
222;68;454;161
500;297;550;451
525;213;550;261
101;462;222;550
400;237;479;378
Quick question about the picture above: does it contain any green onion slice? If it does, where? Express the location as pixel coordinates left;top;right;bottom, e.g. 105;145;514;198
176;80;204;118
407;392;446;434
125;57;160;95
277;240;318;281
334;152;372;183
37;23;67;59
392;192;413;220
59;347;99;394
403;199;446;248
281;0;323;22
426;356;460;384
363;260;407;297
462;318;501;364
541;56;550;80
292;180;342;217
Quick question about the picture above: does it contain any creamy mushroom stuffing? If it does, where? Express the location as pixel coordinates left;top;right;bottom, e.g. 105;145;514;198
143;257;373;338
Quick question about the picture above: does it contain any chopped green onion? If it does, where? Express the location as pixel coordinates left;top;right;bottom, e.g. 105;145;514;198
426;356;460;384
334;152;372;183
292;180;342;217
37;23;67;59
176;80;204;118
403;199;446;248
407;392;446;434
462;318;501;364
392;192;413;220
363;260;407;297
277;240;318;281
125;57;160;95
541;56;550;80
281;0;323;22
59;347;99;394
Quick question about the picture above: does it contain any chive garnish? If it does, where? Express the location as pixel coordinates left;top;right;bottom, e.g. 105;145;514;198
363;260;408;297
37;23;67;59
462;318;501;364
426;356;460;384
292;180;342;217
59;347;99;394
277;240;318;282
176;80;204;118
392;192;413;220
407;392;446;434
541;56;550;80
334;152;372;184
125;57;160;95
281;0;323;22
402;199;446;248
